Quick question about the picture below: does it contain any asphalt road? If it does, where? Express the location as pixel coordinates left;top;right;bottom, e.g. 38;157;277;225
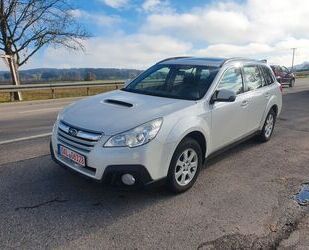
0;80;309;249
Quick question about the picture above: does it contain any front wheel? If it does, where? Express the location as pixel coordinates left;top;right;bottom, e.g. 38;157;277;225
167;138;202;193
289;79;295;87
257;109;276;142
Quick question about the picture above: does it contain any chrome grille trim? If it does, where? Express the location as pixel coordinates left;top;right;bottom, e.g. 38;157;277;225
57;137;92;152
59;121;102;141
58;130;96;147
57;121;102;152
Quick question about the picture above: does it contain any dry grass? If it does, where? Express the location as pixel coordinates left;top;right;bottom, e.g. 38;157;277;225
0;86;119;103
295;71;309;78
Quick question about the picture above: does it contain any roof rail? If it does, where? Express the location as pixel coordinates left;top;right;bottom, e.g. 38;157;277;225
156;56;191;64
220;57;258;67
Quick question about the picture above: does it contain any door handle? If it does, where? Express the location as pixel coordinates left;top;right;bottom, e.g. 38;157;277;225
241;100;248;107
265;92;270;98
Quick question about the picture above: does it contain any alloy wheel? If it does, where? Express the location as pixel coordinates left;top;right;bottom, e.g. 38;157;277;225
264;114;274;138
175;148;198;186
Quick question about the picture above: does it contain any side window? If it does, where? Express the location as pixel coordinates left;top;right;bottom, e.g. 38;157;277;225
261;66;275;85
282;66;289;73
218;67;243;94
243;65;263;91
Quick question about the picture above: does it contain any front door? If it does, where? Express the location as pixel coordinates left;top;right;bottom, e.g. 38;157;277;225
210;67;249;151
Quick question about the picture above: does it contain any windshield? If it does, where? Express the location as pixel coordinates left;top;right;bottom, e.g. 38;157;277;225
123;64;219;100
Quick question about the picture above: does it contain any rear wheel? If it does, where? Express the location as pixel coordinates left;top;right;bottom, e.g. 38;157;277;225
167;138;202;193
289;79;295;87
257;109;276;142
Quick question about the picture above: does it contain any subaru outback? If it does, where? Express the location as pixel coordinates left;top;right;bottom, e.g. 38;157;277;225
50;57;282;193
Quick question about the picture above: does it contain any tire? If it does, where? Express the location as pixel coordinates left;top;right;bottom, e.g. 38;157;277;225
257;109;276;142
289;79;295;87
167;137;202;193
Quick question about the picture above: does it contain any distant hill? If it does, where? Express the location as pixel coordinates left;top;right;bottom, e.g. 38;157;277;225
0;68;142;84
291;62;309;72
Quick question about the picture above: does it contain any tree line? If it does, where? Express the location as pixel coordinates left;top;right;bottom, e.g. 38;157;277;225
0;68;142;83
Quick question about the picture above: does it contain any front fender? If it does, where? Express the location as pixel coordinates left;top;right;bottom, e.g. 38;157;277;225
165;115;211;158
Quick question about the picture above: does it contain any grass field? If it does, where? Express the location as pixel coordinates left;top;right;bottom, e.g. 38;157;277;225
0;85;119;103
295;71;309;78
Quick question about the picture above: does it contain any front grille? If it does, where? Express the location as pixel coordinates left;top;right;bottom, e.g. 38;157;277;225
57;121;102;153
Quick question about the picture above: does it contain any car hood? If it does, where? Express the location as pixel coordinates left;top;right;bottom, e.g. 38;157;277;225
61;90;195;135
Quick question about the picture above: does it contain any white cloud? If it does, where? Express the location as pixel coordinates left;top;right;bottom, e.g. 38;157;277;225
141;0;171;13
26;35;191;70
195;38;309;66
69;9;121;26
101;0;129;8
143;0;309;44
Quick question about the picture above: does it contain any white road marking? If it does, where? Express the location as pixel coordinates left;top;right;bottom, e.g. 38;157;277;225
0;133;52;145
18;107;63;114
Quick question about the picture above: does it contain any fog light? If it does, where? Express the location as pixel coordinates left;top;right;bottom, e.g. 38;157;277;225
121;174;136;186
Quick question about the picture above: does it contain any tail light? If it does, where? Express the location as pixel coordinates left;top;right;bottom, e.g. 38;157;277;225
279;84;283;93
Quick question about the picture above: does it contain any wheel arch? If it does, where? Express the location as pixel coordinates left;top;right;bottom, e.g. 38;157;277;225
183;131;207;163
259;95;281;130
270;104;278;116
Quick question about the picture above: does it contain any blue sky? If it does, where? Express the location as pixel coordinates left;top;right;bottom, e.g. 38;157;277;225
5;0;309;70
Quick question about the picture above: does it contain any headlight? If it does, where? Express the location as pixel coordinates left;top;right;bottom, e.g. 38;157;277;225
104;118;163;148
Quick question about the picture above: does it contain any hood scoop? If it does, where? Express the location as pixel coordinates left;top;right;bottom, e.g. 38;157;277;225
103;99;133;108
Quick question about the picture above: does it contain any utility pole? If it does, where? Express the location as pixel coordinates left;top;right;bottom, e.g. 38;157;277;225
291;48;297;72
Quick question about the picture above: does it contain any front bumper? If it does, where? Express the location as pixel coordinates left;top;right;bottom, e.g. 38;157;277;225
50;122;174;185
50;141;153;185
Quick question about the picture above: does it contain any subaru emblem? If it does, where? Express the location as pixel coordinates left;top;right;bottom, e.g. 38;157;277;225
68;128;78;137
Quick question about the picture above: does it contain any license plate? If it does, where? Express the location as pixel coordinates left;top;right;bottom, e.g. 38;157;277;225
58;145;86;167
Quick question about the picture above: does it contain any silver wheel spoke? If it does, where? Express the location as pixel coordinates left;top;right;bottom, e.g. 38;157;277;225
188;153;195;162
190;161;198;169
187;170;195;179
175;169;183;179
180;173;187;185
176;159;184;167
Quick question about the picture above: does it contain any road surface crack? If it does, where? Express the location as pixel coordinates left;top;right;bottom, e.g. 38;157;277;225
197;179;309;249
15;198;68;211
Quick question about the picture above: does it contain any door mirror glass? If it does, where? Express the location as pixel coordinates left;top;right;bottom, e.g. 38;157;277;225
210;89;236;104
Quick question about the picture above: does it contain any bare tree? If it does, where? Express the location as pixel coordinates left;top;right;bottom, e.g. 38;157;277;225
0;0;89;100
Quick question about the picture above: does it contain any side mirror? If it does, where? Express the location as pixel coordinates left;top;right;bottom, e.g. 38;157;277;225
124;79;132;88
210;89;236;104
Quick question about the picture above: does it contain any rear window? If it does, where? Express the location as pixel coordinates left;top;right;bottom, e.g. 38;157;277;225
261;66;275;85
243;65;263;91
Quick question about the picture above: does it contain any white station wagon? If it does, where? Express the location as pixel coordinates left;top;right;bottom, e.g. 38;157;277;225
51;57;282;193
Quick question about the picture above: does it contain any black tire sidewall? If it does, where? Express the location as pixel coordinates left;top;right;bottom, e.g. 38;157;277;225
167;138;203;193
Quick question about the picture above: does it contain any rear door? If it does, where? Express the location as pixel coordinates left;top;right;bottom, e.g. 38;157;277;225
241;64;268;132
